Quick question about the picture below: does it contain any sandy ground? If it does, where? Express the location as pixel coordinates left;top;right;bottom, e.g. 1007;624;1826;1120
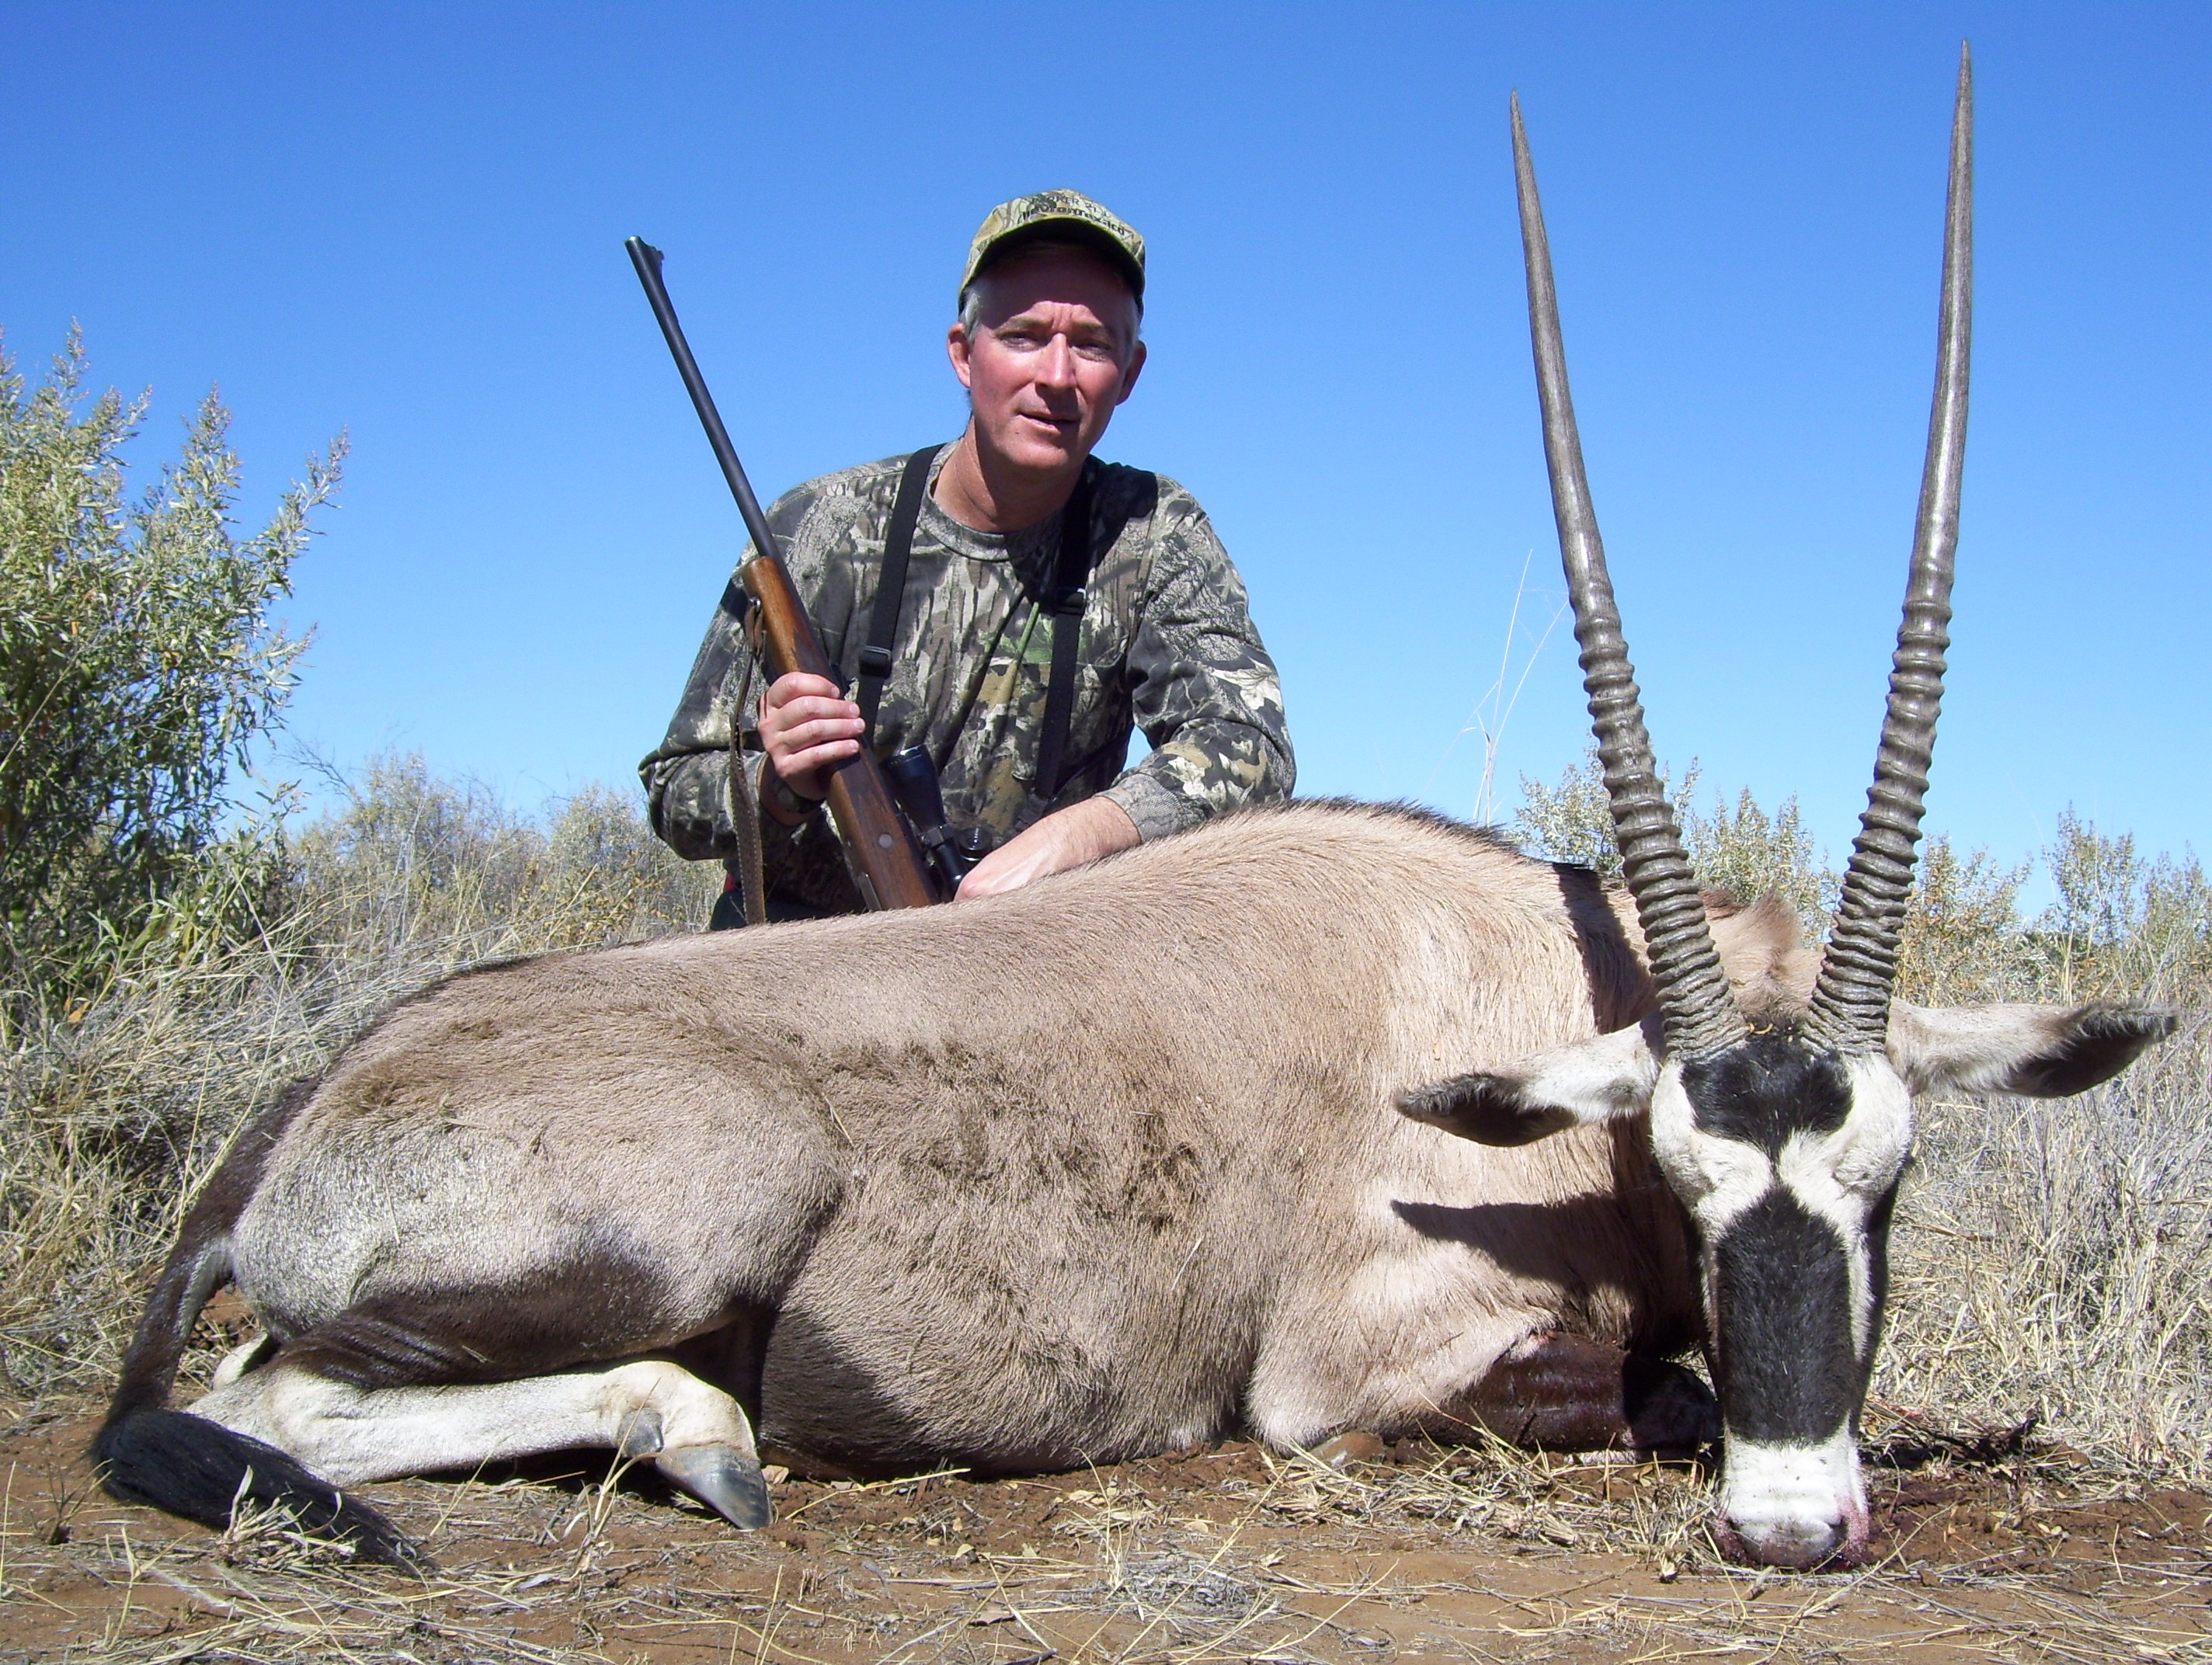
3;1404;2207;1665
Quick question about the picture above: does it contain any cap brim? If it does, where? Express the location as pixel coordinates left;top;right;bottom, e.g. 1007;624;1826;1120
965;219;1144;303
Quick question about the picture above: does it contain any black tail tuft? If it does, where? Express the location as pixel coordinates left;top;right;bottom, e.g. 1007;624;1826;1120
92;1408;419;1568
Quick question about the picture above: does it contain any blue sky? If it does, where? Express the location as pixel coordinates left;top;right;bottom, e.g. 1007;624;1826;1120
4;2;2204;877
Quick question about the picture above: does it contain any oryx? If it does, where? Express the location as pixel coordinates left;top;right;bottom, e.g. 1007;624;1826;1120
94;50;2171;1570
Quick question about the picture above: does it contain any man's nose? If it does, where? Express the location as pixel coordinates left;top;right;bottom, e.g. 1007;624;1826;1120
1035;336;1078;391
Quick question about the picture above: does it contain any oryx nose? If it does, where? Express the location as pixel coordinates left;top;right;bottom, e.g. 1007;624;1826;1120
1732;1514;1847;1570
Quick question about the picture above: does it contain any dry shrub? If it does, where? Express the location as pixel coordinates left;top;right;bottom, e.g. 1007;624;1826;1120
1882;814;2212;1479
1884;1017;2212;1477
289;754;706;961
1890;834;2038;999
0;756;715;1410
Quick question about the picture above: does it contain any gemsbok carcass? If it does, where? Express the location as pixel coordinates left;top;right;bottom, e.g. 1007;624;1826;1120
95;50;2171;1571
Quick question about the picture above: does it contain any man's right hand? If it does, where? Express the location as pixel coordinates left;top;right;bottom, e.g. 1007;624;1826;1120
757;672;863;814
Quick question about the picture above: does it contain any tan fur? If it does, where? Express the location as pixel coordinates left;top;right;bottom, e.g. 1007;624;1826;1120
224;801;1801;1472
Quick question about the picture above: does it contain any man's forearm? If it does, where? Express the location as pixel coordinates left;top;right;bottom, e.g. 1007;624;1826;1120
955;795;1140;900
1106;719;1295;841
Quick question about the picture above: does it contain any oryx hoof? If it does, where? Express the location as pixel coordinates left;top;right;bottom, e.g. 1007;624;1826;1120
656;1442;772;1530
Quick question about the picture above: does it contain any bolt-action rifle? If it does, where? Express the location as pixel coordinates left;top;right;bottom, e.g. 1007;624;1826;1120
626;237;938;912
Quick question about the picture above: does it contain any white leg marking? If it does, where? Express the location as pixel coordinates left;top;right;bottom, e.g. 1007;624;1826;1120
187;1359;754;1488
209;1334;276;1390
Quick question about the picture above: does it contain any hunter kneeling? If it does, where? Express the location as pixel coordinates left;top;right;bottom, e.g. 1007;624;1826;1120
642;191;1295;921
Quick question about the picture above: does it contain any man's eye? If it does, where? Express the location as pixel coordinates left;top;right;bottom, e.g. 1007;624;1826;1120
1075;341;1116;360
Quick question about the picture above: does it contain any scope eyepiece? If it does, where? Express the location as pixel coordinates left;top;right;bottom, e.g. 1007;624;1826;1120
883;746;981;897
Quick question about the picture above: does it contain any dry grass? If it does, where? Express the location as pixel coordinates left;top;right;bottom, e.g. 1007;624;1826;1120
2;1430;2203;1662
1879;826;2212;1482
0;756;717;1409
1880;1024;2212;1479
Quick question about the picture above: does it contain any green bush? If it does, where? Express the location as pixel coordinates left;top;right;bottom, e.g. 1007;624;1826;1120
2038;808;2212;1000
1515;746;1828;929
1512;746;2211;1007
0;329;339;989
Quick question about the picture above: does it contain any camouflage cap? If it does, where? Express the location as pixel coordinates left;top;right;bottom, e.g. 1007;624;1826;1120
959;190;1146;307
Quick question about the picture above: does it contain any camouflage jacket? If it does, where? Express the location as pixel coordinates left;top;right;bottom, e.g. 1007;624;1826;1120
640;447;1294;913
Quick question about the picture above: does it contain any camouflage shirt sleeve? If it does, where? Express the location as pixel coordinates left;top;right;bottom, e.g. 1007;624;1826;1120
1096;482;1295;841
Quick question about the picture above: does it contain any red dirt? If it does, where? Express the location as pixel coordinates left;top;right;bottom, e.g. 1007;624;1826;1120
3;1409;2207;1663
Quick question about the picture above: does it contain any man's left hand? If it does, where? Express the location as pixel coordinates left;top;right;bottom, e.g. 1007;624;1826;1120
956;796;1140;900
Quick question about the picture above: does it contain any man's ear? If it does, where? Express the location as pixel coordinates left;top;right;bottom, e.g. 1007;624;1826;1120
1115;339;1147;405
1397;1021;1660;1146
1889;1002;2178;1098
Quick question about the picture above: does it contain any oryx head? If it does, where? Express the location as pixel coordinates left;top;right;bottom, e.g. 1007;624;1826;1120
1401;50;2172;1569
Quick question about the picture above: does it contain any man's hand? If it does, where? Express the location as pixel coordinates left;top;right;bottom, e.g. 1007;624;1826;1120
757;672;862;815
956;795;1139;900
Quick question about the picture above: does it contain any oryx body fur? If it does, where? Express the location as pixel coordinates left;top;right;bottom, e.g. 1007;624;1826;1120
134;809;1733;1498
99;799;2161;1570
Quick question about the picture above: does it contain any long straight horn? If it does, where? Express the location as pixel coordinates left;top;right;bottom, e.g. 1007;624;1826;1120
1513;95;1746;1061
1804;47;1974;1055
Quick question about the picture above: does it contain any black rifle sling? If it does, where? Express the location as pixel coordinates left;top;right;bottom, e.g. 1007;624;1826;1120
1033;462;1095;804
857;444;943;745
862;448;1096;805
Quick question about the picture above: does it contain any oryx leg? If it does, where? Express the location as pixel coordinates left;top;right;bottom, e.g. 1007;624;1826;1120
188;1354;771;1528
1406;1332;1718;1455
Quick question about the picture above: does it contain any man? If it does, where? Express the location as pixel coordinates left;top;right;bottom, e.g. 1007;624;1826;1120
642;190;1292;920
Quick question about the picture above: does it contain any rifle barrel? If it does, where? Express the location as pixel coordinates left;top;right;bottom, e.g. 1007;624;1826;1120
626;236;937;912
625;238;781;563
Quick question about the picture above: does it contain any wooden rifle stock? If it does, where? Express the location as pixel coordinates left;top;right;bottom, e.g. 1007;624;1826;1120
736;555;937;910
625;235;936;912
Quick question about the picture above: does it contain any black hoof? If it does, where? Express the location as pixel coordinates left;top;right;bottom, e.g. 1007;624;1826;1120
656;1443;772;1530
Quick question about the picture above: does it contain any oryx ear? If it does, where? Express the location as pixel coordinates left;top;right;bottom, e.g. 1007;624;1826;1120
1889;1002;2177;1098
1396;1021;1660;1146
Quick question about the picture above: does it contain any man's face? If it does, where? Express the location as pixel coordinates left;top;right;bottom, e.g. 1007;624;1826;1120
948;246;1146;479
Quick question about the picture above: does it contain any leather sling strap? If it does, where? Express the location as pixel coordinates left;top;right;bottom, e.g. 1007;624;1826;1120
1032;462;1095;804
857;444;943;744
722;654;766;926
